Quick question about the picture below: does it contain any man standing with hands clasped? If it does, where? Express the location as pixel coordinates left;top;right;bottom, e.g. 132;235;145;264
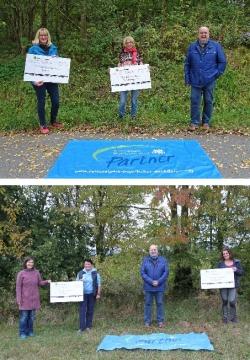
184;26;227;131
140;245;169;328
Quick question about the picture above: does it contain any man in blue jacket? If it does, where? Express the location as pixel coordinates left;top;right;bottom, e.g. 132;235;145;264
140;244;169;327
184;26;227;131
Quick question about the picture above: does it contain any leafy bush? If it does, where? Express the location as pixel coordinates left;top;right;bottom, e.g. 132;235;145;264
0;286;17;322
161;25;192;62
0;56;25;81
95;252;143;307
240;32;250;48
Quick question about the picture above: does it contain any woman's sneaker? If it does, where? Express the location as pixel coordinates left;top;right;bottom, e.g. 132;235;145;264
202;123;210;132
188;124;198;131
51;121;63;128
40;126;49;134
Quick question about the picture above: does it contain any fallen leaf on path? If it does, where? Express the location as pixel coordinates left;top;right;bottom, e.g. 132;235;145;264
241;159;250;168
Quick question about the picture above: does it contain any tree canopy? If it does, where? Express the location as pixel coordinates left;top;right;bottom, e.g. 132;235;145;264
1;0;249;61
0;186;249;298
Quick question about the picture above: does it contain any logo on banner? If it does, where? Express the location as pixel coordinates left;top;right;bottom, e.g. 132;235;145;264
92;145;175;169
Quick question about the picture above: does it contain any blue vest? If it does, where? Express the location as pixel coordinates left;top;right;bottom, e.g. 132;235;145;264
78;269;98;296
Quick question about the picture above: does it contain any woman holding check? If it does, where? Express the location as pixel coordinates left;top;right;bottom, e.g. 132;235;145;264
28;28;63;134
118;36;143;119
76;259;101;333
217;247;243;323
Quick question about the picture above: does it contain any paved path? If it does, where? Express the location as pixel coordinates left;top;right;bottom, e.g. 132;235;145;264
0;129;250;179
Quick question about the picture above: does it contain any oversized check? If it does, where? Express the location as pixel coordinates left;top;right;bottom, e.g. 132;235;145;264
200;268;235;289
110;64;151;92
50;281;83;302
24;54;71;83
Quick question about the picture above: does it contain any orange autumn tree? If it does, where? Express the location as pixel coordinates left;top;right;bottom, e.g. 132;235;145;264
149;186;198;295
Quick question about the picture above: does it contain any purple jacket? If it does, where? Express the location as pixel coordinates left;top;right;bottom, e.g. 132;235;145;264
140;256;169;292
16;269;48;310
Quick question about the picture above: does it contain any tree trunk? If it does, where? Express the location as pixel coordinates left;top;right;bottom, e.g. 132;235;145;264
161;0;168;35
9;2;22;51
80;0;87;47
27;4;36;41
41;0;48;27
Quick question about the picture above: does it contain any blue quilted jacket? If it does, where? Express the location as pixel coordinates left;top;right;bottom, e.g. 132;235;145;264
28;43;58;56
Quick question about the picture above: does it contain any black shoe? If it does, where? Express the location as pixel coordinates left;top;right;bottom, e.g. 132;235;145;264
231;318;238;323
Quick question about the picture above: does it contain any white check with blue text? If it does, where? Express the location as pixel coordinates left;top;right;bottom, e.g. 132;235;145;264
200;268;235;289
50;281;83;302
24;54;71;83
110;64;151;92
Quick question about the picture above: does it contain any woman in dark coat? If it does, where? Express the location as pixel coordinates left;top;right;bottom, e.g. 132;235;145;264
217;247;243;323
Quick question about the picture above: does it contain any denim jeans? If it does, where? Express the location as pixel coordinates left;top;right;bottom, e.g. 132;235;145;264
190;81;215;125
32;83;59;127
144;291;165;324
119;90;139;118
19;310;35;336
220;288;237;321
79;293;96;331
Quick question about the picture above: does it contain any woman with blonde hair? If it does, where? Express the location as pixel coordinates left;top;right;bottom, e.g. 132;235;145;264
28;28;63;134
118;36;143;119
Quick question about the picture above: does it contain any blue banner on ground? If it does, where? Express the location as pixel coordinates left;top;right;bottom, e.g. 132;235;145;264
47;139;222;179
97;332;214;351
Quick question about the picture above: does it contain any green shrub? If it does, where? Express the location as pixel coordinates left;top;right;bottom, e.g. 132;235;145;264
95;252;143;306
0;286;17;322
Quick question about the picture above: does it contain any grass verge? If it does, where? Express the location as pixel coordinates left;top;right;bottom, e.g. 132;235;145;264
0;295;249;360
0;48;249;133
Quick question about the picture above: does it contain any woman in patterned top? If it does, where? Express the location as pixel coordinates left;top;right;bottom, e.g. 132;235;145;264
118;36;143;119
